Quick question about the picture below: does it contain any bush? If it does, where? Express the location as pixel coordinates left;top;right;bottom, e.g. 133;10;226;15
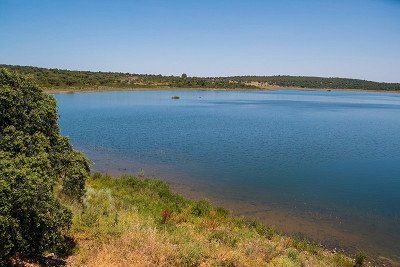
286;248;299;262
215;207;230;217
248;220;276;239
81;188;115;227
0;69;90;262
191;200;212;217
209;229;238;247
0;151;73;261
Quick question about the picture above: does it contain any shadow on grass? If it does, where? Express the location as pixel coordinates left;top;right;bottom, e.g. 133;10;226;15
9;236;76;267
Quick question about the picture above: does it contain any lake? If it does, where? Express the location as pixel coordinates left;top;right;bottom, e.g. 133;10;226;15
55;89;400;260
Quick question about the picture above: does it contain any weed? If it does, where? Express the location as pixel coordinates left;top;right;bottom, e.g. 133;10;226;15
291;236;319;255
179;244;203;266
287;248;299;262
161;209;172;224
209;230;238;247
354;251;366;267
216;207;230;217
191;199;212;217
248;220;276;239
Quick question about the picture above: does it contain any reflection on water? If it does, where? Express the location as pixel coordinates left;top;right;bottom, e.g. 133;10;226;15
55;89;400;260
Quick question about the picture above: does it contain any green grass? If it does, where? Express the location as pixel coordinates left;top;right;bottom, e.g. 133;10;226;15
66;173;358;266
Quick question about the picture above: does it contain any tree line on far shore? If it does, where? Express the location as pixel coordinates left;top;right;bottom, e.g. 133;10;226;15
1;64;399;91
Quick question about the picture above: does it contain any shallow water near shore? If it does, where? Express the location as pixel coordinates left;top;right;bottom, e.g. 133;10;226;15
55;89;400;261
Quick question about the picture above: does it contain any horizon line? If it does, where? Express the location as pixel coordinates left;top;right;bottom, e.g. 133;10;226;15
1;63;399;85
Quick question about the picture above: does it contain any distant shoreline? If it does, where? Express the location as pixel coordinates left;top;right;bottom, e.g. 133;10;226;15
4;64;400;94
45;86;400;94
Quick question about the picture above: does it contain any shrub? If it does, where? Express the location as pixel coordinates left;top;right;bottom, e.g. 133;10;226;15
286;248;299;262
248;220;276;239
0;151;73;261
161;208;172;224
209;229;238;247
81;188;115;227
216;207;230;217
191;199;212;217
0;68;90;262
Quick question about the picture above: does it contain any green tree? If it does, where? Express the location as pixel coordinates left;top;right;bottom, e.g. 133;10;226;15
0;68;90;262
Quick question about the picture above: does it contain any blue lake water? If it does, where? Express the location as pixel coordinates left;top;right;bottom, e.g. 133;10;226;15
55;89;400;259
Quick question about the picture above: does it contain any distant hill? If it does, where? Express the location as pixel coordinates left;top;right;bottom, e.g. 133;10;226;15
1;64;399;91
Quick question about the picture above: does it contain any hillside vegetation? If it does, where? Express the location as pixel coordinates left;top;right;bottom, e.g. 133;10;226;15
2;64;399;92
67;173;358;267
1;68;366;266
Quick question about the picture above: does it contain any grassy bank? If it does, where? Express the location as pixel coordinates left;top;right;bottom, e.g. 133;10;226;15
65;173;361;267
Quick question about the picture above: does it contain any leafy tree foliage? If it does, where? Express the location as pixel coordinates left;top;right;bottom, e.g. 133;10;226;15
0;68;90;262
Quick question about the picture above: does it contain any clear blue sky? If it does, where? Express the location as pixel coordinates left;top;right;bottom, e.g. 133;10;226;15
1;0;399;82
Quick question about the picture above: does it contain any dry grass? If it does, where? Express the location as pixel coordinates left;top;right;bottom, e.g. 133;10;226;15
65;174;356;267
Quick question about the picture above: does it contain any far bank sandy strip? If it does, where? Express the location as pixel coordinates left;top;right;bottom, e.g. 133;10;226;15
45;86;400;94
